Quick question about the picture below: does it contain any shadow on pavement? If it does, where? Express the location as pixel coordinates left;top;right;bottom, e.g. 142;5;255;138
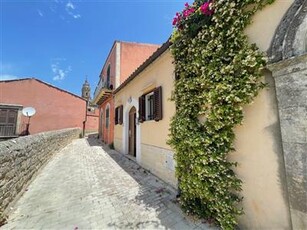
85;135;215;230
85;133;102;147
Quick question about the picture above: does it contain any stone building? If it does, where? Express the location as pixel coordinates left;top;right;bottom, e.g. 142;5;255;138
81;78;91;102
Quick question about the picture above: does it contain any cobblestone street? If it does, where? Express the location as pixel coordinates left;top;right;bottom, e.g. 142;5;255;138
1;136;215;230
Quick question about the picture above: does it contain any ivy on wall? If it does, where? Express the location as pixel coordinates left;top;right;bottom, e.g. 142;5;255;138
168;0;274;229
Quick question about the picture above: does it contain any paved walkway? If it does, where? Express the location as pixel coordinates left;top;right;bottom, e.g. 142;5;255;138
2;137;216;230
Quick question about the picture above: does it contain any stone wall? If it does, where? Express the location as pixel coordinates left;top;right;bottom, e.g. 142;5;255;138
268;54;307;229
0;128;81;218
266;1;307;228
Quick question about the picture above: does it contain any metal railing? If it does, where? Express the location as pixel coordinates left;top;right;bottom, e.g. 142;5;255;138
93;78;113;101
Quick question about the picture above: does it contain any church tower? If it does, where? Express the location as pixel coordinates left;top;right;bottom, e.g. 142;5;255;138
82;77;91;101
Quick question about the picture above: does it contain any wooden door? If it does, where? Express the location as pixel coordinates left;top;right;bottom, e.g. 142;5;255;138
128;107;136;157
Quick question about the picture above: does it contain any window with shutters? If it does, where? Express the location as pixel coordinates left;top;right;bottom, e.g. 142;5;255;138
0;108;18;137
139;86;162;123
145;92;154;120
114;105;123;125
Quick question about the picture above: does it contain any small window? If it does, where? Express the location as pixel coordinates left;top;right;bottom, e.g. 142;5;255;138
105;107;110;128
145;92;154;120
0;108;18;137
114;105;123;125
139;86;162;123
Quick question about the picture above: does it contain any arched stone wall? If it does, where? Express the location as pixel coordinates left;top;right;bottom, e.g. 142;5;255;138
268;0;307;62
268;1;307;228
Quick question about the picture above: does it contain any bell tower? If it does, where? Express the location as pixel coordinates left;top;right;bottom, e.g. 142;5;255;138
82;76;91;101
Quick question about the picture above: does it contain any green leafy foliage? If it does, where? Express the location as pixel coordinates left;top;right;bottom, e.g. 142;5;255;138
169;1;274;229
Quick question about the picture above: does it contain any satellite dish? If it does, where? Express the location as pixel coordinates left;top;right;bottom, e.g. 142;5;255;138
22;107;36;117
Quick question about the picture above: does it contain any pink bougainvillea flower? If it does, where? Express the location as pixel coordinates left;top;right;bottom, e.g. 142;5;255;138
172;2;197;28
182;7;195;18
200;1;214;16
172;17;178;26
173;12;182;26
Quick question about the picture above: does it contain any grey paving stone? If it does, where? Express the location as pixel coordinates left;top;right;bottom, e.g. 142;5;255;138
1;136;216;230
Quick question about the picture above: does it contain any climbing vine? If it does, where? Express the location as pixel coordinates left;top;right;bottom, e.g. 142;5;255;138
169;0;274;229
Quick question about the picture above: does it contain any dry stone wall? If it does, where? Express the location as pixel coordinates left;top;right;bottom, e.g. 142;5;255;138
0;128;80;216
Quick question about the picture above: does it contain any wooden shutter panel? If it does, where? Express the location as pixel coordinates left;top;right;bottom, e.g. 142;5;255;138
139;95;146;123
8;110;17;124
154;86;162;121
119;105;123;125
0;110;7;123
115;107;118;125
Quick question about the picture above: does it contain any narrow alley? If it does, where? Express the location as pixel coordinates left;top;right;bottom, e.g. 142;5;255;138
1;136;215;230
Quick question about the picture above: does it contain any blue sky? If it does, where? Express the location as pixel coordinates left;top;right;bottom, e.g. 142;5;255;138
1;0;192;97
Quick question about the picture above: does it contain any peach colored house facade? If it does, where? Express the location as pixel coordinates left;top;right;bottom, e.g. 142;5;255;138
85;107;99;134
0;78;87;136
93;41;160;144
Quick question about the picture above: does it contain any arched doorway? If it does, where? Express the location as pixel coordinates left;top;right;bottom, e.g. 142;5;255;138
128;106;136;157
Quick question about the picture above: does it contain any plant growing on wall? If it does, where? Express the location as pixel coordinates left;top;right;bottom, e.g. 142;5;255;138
169;0;274;229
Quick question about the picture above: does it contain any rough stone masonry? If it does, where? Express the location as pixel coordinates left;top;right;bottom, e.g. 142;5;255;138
0;128;80;223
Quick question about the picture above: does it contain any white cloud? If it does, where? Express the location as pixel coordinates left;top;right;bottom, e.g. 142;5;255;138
73;14;81;19
65;1;81;19
66;1;75;10
48;0;81;21
0;74;19;81
51;62;72;81
37;9;44;17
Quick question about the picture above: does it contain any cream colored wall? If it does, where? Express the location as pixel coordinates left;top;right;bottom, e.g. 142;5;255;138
115;51;175;148
115;1;294;227
138;53;176;149
140;144;177;187
114;127;123;152
245;0;294;52
114;50;177;186
230;73;291;229
238;2;293;228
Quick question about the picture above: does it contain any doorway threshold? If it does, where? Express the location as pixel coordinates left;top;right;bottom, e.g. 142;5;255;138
123;153;137;163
